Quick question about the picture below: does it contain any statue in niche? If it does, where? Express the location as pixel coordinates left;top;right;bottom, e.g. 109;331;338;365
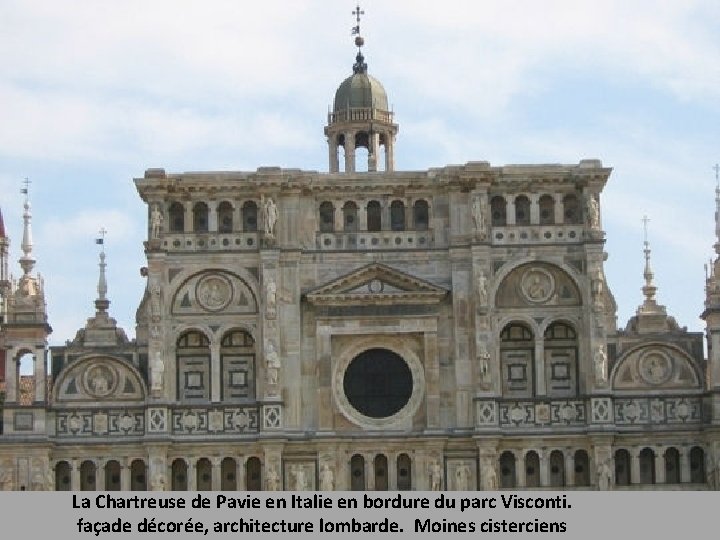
265;278;277;319
481;460;498;491
292;465;308;491
587;195;600;229
476;270;488;306
596;460;613;491
262;196;278;238
265;465;280;491
151;351;165;392
150;205;163;239
265;342;281;387
151;472;166;491
320;464;334;491
149;276;161;322
455;462;471;491
471;198;485;234
428;460;442;491
594;345;608;385
478;342;492;388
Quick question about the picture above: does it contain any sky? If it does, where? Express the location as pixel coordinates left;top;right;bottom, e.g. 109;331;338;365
0;0;719;347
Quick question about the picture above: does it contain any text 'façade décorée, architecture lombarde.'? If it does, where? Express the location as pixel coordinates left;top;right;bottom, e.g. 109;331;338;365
0;7;719;492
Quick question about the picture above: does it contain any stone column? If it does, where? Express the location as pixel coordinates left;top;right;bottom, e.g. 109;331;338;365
94;460;103;491
333;200;343;232
236;458;246;491
388;455;398;490
70;460;81;491
210;342;221;403
368;132;379;172
365;454;374;491
539;451;550;487
553;194;563;225
655;451;665;484
184;202;193;233
535;339;546;396
506;199;516;225
381;200;390;231
385;134;395;172
424;331;440;428
529;194;540;225
328;138;339;173
120;459;131;491
208;203;218;232
516;452;526;488
630;450;641;484
344;132;356;173
188;459;197;491
680;448;691;484
5;348;17;402
33;348;46;402
359;201;368;231
235;203;243;233
564;451;575;487
211;457;222;491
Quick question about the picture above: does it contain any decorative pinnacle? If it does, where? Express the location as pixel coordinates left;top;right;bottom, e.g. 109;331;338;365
714;163;720;255
641;215;657;305
19;178;35;277
95;228;109;313
351;4;367;74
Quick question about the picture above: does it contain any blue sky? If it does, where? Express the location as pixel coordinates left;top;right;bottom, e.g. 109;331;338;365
0;0;719;345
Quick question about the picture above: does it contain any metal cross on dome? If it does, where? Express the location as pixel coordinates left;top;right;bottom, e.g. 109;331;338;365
352;4;364;36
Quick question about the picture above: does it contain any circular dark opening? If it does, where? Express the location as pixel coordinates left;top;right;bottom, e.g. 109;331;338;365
343;348;412;419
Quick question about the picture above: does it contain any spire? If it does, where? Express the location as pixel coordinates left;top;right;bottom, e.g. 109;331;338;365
641;215;657;307
94;228;110;314
19;178;35;277
0;206;6;239
714;163;720;256
351;4;367;74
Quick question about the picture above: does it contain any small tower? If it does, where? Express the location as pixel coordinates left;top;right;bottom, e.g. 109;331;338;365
633;216;670;333
0;206;10;320
703;164;720;406
325;4;399;173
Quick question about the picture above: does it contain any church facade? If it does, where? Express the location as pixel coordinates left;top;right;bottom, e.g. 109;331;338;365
0;31;718;493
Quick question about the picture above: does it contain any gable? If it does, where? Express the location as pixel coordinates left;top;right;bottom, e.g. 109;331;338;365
53;356;146;405
612;343;701;392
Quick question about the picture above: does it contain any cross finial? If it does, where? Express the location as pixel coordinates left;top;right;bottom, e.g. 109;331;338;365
352;4;364;31
21;177;31;202
96;227;107;254
642;215;650;246
714;163;720;188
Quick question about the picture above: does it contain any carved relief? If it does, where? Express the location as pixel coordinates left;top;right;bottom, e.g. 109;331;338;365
196;273;232;312
613;345;700;390
520;267;555;303
495;263;580;308
55;356;145;404
171;270;257;315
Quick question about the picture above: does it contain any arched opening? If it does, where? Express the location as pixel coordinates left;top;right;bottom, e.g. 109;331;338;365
217;201;234;233
367;201;382;231
549;450;565;487
574;450;590;486
614;449;631;486
220;329;256;401
171;459;188;491
350;454;365;491
16;351;35;405
80;460;96;491
177;330;211;402
639;448;656;484
196;458;212;490
490;196;507;226
413;200;429;231
193;202;209;233
500;322;534;398
525;451;540;488
242;201;258;232
246;457;262;491
390;200;405;231
55;461;71;491
499;452;516;489
515;195;531;225
562;194;581;224
130;459;147;491
543;321;578;398
319;201;335;233
343;201;359;232
104;460;121;491
221;458;237;491
374;454;388;491
539;195;555;225
397;454;412;491
664;448;680;484
690;447;705;484
169;202;184;232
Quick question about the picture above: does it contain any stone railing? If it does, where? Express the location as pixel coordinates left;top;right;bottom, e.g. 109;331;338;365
162;233;260;251
316;230;433;250
328;107;394;125
491;225;585;245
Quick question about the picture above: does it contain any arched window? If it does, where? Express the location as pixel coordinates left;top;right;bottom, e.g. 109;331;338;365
350;454;366;490
490;196;507;226
367;201;382;231
500;323;534;398
413;200;429;231
690;447;705;484
390;200;405;231
246;457;262;491
242;201;258;232
374;454;388;490
80;460;96;491
218;201;234;233
319;202;335;233
515;195;530;225
172;458;188;491
563;194;580;224
574;450;590;486
55;461;71;491
130;459;147;491
639;448;656;484
343;201;358;232
221;458;237;491
397;454;412;491
499;451;516;489
664;448;680;484
177;330;211;402
543;322;578;398
525;451;540;487
104;460;121;491
549;450;565;487
169;202;184;232
615;449;631;486
220;329;255;401
539;195;555;225
196;458;212;490
193;202;209;232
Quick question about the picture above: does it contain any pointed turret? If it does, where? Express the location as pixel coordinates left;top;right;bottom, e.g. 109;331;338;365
703;165;720;396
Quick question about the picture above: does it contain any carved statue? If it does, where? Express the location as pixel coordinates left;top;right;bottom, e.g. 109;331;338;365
292;465;308;491
262;196;278;238
265;465;280;491
476;270;488;306
594;345;608;385
428;460;442;491
587;195;600;229
596;461;613;491
31;469;45;491
481;460;498;491
151;472;166;491
149;276;161;322
320;464;334;491
265;278;277;319
265;341;281;387
471;198;485;233
150;205;163;239
455;462;471;491
478;342;492;387
151;351;165;392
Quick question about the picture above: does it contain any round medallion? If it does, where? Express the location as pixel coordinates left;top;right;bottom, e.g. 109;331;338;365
368;279;384;293
196;273;232;311
520;267;555;303
639;351;673;385
83;363;117;398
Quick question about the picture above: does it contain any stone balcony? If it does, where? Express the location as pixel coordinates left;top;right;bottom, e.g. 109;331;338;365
491;224;586;245
161;232;260;252
316;230;434;251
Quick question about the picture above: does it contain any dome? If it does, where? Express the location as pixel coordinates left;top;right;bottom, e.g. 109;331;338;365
332;54;389;112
